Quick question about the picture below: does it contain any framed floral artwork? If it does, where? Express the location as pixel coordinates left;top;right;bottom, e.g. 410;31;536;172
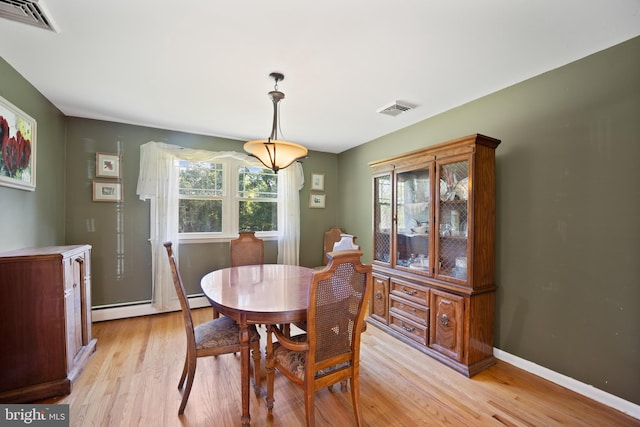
93;181;123;202
96;152;121;178
0;95;37;191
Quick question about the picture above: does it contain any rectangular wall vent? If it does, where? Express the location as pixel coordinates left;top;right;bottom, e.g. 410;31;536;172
0;0;56;32
377;101;417;117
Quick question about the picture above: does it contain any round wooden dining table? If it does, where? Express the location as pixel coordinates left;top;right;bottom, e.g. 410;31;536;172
200;264;315;426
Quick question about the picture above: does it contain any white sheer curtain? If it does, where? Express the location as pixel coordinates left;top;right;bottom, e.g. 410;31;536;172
136;141;304;310
277;161;304;265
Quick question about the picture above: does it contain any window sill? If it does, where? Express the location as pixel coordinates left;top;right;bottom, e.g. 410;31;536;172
179;233;278;244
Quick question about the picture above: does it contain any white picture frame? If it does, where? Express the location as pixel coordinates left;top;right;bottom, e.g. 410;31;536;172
0;95;37;191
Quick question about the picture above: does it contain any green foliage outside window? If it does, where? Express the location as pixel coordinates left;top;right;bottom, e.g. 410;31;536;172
178;161;278;234
238;166;277;231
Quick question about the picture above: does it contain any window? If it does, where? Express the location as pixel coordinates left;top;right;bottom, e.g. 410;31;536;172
178;159;277;239
237;165;278;231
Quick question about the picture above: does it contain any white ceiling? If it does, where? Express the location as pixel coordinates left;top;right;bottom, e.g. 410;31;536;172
1;1;639;154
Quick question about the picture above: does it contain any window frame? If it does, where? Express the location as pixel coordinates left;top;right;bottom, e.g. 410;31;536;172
178;158;279;243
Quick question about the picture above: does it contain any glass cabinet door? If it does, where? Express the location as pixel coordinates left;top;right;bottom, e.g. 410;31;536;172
373;173;392;264
395;166;432;274
436;159;469;282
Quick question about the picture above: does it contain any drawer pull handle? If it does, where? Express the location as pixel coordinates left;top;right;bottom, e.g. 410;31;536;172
402;286;417;296
400;321;415;332
375;291;382;300
439;314;449;327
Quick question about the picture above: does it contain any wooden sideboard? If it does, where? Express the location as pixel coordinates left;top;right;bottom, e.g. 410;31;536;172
0;245;97;402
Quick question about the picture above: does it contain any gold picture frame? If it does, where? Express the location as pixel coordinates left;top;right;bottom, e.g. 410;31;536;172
93;180;123;202
311;173;324;191
96;152;121;178
309;193;325;209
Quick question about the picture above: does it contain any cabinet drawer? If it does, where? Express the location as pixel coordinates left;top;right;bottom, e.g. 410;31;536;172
390;280;428;305
389;294;429;326
389;312;428;345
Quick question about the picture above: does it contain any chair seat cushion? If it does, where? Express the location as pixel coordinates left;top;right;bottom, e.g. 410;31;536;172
195;316;259;350
273;334;350;381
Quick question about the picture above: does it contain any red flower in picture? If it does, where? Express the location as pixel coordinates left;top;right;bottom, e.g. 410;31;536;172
0;116;8;148
0;115;32;178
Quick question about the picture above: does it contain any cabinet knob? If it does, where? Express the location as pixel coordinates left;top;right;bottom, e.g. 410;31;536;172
402;286;417;296
375;291;382;300
439;314;449;327
399;321;415;332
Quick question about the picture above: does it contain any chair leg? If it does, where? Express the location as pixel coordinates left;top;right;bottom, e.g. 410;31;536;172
212;307;219;319
349;376;363;427
265;327;275;413
304;383;315;427
252;340;262;397
178;355;188;390
178;356;197;415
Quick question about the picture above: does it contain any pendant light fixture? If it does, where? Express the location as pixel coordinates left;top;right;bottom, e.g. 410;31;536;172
244;72;308;173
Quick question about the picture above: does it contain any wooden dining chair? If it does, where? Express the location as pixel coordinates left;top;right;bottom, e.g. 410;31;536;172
305;229;362;341
230;231;264;267
322;226;344;266
209;231;266;320
163;242;261;415
266;250;372;427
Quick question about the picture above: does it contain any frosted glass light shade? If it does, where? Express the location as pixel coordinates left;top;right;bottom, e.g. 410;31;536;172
244;139;308;173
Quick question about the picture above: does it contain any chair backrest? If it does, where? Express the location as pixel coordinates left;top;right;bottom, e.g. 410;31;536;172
164;242;196;349
307;250;372;368
230;231;264;267
323;227;345;265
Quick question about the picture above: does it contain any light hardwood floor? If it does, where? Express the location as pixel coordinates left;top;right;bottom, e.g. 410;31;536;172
39;309;637;426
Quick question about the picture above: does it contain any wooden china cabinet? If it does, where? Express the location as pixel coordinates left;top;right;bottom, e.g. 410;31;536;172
0;245;97;402
367;134;500;376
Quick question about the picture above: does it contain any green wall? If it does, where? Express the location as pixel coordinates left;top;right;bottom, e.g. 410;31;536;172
337;37;640;404
0;58;67;251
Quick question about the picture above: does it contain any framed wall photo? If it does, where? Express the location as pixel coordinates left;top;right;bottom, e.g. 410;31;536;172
0;95;37;191
309;193;325;209
311;173;324;191
93;180;123;202
96;152;121;178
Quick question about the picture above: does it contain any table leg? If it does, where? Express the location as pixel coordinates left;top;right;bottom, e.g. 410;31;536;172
239;320;251;426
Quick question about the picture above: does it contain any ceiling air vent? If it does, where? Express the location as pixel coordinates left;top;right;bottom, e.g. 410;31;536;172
377;101;416;117
0;0;56;31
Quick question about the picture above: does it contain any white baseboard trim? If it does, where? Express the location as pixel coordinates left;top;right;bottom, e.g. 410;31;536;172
91;296;210;322
493;348;639;420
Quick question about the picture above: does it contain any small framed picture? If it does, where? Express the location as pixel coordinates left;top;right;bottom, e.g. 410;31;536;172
309;193;325;209
96;152;121;178
311;173;324;191
93;180;122;202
